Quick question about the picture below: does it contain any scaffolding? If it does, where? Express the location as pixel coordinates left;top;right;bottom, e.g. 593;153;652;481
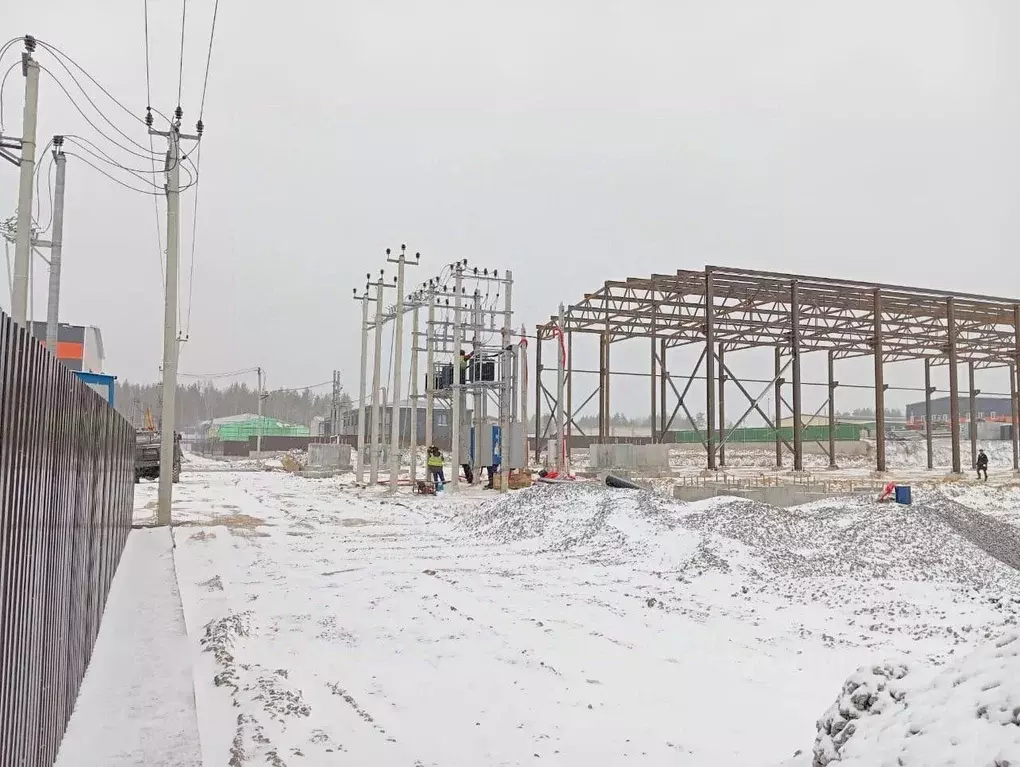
536;265;1020;475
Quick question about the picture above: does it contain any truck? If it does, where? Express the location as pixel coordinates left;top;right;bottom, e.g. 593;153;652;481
135;430;181;484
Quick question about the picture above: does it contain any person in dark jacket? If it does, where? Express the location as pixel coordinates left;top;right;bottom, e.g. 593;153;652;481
977;449;988;481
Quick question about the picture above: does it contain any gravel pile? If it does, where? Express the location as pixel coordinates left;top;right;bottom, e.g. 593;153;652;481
465;484;1020;594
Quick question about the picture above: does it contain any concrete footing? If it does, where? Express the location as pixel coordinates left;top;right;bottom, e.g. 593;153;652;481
673;484;851;508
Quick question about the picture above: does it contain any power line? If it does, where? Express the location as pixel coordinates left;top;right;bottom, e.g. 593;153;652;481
64;135;167;177
33;43;163;155
199;0;221;119
0;59;19;132
143;0;153;110
38;66;162;163
64;151;171;196
178;0;188;108
184;142;202;335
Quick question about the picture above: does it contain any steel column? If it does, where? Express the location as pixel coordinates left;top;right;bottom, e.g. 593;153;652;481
924;358;934;470
873;289;886;473
650;328;657;443
705;269;717;470
791;280;803;471
968;360;978;469
827;350;836;469
660;339;667;439
947;297;962;474
774;347;783;468
717;344;726;466
534;327;543;463
1014;303;1020;472
1012;364;1019;473
566;329;573;461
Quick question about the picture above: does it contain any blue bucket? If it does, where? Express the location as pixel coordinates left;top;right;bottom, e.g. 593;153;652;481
894;485;912;505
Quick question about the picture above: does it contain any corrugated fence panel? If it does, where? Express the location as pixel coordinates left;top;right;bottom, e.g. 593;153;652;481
0;310;135;766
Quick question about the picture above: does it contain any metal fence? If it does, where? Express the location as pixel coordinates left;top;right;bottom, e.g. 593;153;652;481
0;311;135;766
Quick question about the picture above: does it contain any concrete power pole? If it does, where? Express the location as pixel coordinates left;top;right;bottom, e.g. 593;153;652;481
44;139;67;354
451;262;464;491
369;271;386;485
409;294;421;483
153;113;201;527
499;272;513;492
256;367;264;456
354;283;371;483
424;286;436;452
387;245;418;491
11;38;40;326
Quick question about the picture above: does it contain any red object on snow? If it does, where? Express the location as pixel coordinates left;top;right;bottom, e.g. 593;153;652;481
877;481;896;502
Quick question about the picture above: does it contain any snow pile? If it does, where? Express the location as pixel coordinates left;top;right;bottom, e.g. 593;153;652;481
810;633;1020;765
812;661;910;765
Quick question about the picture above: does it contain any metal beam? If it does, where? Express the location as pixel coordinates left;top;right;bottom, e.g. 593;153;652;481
924;358;934;471
827;350;837;469
947;297;962;474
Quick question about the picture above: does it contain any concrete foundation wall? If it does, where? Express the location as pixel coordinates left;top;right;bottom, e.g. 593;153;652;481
590;443;671;473
672;484;847;508
308;443;353;470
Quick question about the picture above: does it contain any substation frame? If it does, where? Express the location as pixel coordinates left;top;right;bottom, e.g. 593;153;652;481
535;265;1020;475
355;250;524;493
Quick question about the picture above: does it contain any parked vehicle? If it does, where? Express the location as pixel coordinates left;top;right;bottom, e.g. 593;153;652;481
134;430;181;483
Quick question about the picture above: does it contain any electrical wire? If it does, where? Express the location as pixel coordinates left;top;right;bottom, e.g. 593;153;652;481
149;132;166;299
269;380;334;394
33;44;163;156
178;0;188;108
183;142;202;335
32;149;56;235
142;0;153;110
64;151;170;196
180;367;258;379
64;135;168;176
199;0;220;119
38;66;165;164
0;59;20;132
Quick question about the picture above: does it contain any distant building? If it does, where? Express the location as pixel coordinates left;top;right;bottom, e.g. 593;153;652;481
28;321;104;373
198;413;309;442
340;400;472;449
905;396;1013;423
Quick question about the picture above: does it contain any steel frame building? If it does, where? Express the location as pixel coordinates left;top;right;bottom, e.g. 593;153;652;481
535;265;1020;475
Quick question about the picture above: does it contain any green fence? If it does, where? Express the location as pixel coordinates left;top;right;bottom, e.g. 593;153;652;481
669;423;865;444
210;416;309;442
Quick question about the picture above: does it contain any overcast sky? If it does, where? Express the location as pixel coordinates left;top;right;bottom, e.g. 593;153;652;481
3;1;1019;416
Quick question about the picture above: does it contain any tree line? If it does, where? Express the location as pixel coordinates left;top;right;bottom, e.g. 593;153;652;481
114;380;352;431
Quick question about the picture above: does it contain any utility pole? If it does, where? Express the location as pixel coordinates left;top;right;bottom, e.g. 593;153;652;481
499;271;513;491
354;282;371;483
451;262;465;490
369;270;386;485
387;245;418;491
152;110;201;527
44;138;66;354
472;289;483;482
10;37;40;326
256;366;264;456
424;285;436;452
330;370;341;438
409;293;421;483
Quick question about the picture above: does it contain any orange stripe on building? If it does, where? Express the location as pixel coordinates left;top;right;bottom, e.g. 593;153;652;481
55;341;84;360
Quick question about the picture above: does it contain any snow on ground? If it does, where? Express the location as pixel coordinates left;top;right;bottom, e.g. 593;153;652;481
118;454;1020;766
807;632;1020;766
56;528;201;767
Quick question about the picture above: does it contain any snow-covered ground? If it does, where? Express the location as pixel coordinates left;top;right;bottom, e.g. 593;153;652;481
107;452;1020;765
